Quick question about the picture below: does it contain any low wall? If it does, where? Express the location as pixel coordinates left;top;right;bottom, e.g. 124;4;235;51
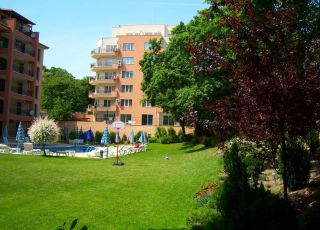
58;121;194;138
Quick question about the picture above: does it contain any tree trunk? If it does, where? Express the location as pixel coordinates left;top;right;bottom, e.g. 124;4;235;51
281;135;288;199
43;143;46;156
180;119;186;136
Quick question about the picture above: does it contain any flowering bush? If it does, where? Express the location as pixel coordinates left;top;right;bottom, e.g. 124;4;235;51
28;117;60;155
194;179;224;208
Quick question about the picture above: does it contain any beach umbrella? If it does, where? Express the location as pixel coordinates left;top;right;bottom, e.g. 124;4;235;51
87;128;94;142
138;131;147;143
115;129;120;143
82;130;88;142
101;127;111;146
129;129;134;144
2;125;8;141
16;121;25;150
63;126;68;140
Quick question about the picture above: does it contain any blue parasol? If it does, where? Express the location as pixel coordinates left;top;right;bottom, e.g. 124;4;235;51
101;127;111;146
16;121;25;150
138;131;147;143
87;128;94;142
2;125;8;142
129;129;135;144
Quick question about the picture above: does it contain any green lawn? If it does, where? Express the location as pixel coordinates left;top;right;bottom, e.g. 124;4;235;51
0;143;223;230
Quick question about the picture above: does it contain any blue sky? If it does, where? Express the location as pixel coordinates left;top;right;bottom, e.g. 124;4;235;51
2;0;208;78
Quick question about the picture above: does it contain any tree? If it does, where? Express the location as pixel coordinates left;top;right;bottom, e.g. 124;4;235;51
28;117;60;156
189;0;320;198
140;19;230;135
41;67;93;120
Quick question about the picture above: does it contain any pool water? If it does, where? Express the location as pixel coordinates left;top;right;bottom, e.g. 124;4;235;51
34;145;98;153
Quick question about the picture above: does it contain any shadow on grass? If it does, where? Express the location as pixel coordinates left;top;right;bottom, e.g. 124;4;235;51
179;142;208;153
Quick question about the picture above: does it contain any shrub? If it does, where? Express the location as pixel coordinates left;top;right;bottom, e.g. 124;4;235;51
94;131;102;144
122;134;127;144
28;117;60;156
148;137;159;143
300;201;320;230
159;136;176;144
109;131;115;144
277;138;310;190
306;129;320;156
218;141;297;230
155;126;167;138
135;131;142;142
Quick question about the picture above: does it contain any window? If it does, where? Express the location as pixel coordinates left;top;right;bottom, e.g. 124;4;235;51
0;57;6;70
142;114;153;125
0;79;5;91
121;114;132;123
142;101;152;107
37;49;41;62
122;57;134;64
122;71;133;79
123;43;135;51
0;100;3;114
144;42;151;50
120;99;132;107
36;67;40;80
163;115;174;126
34;104;37;116
103;100;114;107
98;58;116;67
98;72;116;80
121;85;133;93
102;85;115;93
35;86;38;99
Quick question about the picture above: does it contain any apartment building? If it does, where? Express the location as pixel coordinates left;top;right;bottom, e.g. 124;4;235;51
0;9;48;137
88;24;177;127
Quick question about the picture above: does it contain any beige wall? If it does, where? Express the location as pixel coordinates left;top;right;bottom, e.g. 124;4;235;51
58;121;193;138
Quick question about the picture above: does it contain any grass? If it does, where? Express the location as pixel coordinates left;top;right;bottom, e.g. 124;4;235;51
0;143;223;230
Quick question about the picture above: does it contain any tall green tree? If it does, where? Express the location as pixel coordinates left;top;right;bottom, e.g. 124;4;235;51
41;67;93;120
140;18;230;134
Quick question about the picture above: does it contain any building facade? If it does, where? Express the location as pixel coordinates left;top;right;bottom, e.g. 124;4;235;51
0;9;48;138
88;24;177;127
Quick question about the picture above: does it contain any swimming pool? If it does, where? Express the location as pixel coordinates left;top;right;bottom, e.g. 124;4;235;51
34;145;98;153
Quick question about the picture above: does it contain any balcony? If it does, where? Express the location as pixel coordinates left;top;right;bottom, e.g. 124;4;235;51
13;66;34;77
88;90;118;99
90;62;119;71
87;104;117;112
89;76;117;85
15;44;35;57
11;86;32;97
10;108;32;117
16;24;35;39
91;47;118;58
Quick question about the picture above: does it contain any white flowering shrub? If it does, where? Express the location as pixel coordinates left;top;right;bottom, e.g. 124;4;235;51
28;117;60;155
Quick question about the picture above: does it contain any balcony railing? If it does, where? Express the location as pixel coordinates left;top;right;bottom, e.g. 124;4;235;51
90;63;114;68
91;47;118;54
16;24;34;38
10;108;32;116
15;44;35;57
13;66;34;77
11;87;32;96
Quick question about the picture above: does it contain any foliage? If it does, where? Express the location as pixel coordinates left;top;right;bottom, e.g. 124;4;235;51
94;131;102;144
140;20;230;134
41;67;94;120
187;140;297;229
190;0;320;199
135;131;142;142
109;131;115;144
277;138;310;190
300;201;320;230
28;117;60;156
155;126;167;138
122;134;127;144
148;137;159;143
306;129;320;156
